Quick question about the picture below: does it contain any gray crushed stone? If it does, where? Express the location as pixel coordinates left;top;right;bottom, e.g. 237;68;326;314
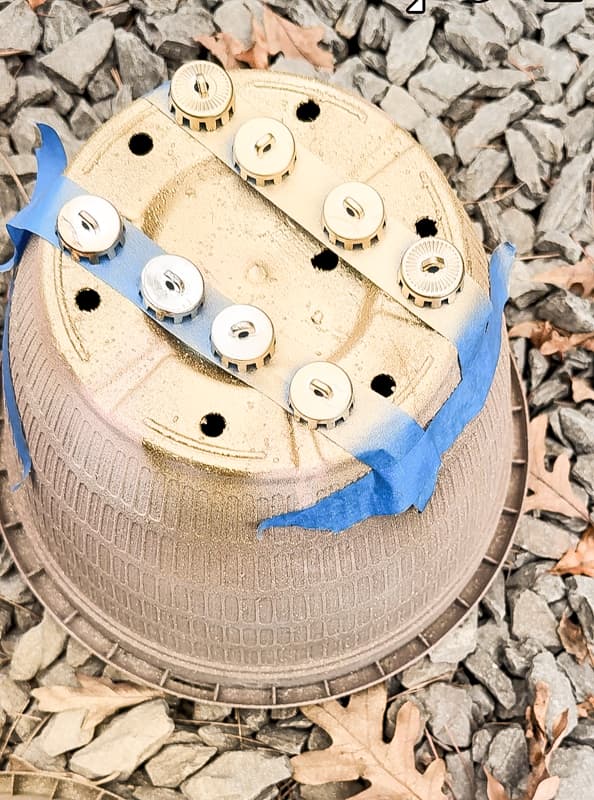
0;2;593;798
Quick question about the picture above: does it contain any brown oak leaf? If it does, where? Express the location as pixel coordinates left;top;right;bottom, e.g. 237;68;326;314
577;695;594;718
196;7;333;71
551;526;594;578
536;257;594;298
524;414;590;520
508;320;594;357
195;32;245;70
291;683;447;800
485;682;567;800
557;610;594;666
31;673;163;730
259;6;333;69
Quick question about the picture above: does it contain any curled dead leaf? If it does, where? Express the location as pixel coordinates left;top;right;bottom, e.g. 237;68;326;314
484;766;511;800
536;257;594;298
576;695;594;718
524;415;590;521
195;32;245;70
485;682;567;800
551;526;594;578
291;683;447;800
509;319;594;357
557;610;594;666
31;673;164;730
196;6;333;71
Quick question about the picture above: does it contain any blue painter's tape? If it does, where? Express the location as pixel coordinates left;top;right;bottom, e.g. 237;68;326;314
1;291;31;489
2;123;513;534
1;125;68;275
0;124;67;487
259;242;515;533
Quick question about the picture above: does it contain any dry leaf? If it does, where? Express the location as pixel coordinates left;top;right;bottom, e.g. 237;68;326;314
484;767;511;800
195;32;245;70
530;777;561;800
509;320;594;357
27;0;46;8
571;376;594;403
236;18;270;69
537;257;594;298
31;673;163;730
260;6;333;69
484;683;567;800
526;683;568;787
524;415;590;520
196;6;334;71
558;611;594;666
577;695;594;718
551;526;594;578
291;683;447;800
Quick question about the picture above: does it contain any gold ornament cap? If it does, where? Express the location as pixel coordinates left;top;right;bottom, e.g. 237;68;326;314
289;361;354;429
211;304;276;372
233;117;296;185
169;61;235;131
56;194;124;263
322;181;385;250
399;237;465;308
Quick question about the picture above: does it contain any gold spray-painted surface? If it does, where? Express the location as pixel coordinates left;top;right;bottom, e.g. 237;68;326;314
2;70;526;706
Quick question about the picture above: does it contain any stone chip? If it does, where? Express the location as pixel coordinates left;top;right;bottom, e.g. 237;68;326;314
444;9;507;69
146;743;217;787
42;0;91;53
40;19;115;93
541;2;585;48
550;746;594;800
380;86;426;132
528;651;578;738
386;17;435;85
181;751;291;800
9;613;67;681
486;725;529;789
0;0;42;55
0;61;16;113
114;29;167;99
455;91;533;165
505;128;545;198
70;700;174;780
508;39;578;85
511;590;560;650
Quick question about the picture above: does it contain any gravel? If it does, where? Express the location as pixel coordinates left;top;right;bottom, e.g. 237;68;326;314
386;16;434;85
0;0;42;55
528;652;578;738
9;611;67;680
42;0;91;52
551;747;594;800
181;751;291;800
114;29;167;99
485;725;529;790
379;85;426;131
1;1;594;798
145;742;218;787
511;589;562;650
39;19;115;93
70;700;174;780
455;91;533;165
